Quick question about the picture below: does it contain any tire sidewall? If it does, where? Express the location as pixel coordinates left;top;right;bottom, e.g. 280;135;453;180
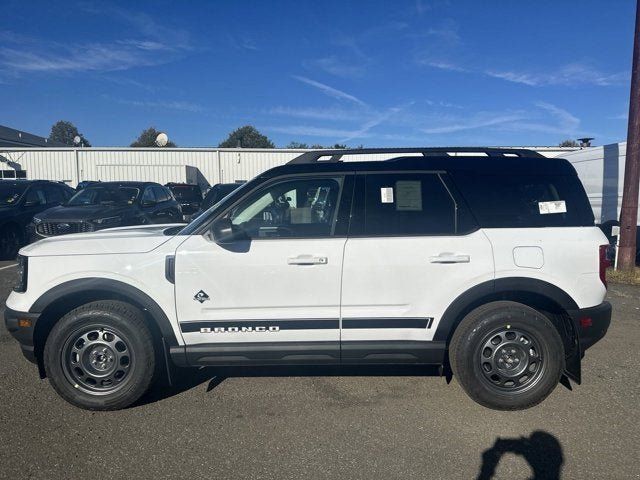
44;304;155;410
453;303;564;410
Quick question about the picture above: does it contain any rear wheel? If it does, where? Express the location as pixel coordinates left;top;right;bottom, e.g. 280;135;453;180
450;301;564;410
44;300;156;410
0;224;21;260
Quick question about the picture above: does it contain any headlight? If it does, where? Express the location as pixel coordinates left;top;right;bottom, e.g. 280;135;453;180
32;217;42;224
93;216;122;225
13;255;28;293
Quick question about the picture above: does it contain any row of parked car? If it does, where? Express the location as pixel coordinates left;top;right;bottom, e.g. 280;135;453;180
0;179;242;259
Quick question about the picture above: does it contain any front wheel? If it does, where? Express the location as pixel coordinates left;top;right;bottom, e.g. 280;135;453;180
450;301;564;410
44;301;156;410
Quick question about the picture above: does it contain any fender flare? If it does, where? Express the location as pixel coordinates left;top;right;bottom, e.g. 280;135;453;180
433;277;579;342
29;278;179;346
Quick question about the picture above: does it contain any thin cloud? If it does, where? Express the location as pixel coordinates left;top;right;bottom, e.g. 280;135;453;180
113;97;204;112
0;6;192;76
485;63;627;87
423;61;468;72
267;125;363;138
267;106;370;122
341;104;409;142
292;75;368;106
309;56;367;78
421;114;525;134
426;60;627;87
228;35;260;51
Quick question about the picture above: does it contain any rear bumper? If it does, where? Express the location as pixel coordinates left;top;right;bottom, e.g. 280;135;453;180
4;307;39;363
568;301;612;352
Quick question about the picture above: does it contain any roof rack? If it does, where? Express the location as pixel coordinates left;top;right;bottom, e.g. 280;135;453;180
288;147;544;164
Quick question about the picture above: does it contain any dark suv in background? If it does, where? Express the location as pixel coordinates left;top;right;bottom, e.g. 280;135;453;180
0;180;75;258
165;183;203;221
191;182;243;219
30;181;183;240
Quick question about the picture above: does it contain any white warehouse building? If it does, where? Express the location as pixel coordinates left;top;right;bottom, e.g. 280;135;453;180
0;146;580;188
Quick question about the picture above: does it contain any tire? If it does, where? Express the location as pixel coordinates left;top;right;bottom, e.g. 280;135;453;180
0;224;21;260
449;301;564;411
44;300;156;411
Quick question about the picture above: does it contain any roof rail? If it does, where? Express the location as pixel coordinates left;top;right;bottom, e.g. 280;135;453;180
288;147;544;164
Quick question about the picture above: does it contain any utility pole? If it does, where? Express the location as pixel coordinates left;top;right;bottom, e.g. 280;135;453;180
618;0;640;270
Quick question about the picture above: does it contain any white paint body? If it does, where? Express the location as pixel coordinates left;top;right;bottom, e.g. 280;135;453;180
6;222;608;347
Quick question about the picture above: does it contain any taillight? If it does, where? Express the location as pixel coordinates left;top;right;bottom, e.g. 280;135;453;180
599;244;611;287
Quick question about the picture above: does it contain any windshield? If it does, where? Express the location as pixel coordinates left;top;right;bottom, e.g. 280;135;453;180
67;185;140;206
0;183;28;206
170;185;201;201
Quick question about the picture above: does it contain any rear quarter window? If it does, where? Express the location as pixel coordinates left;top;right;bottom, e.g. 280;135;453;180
454;173;594;228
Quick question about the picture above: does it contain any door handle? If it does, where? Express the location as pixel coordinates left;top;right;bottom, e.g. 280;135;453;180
287;255;328;265
429;253;470;264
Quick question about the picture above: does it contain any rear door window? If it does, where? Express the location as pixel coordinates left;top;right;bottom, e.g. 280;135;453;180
357;173;458;236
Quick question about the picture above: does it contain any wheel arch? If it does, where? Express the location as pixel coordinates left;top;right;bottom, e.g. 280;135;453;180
435;277;581;382
29;278;179;375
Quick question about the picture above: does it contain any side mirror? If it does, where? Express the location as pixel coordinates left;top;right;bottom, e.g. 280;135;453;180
211;218;248;244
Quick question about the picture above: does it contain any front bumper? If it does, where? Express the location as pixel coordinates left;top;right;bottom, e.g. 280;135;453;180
568;301;612;352
4;307;40;363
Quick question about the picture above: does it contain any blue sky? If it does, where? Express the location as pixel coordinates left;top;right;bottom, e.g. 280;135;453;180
0;0;636;147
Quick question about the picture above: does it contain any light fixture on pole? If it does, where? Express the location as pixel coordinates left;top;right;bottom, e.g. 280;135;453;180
155;132;169;147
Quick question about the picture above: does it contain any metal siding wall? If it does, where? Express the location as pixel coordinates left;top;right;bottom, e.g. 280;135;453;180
0;149;77;184
218;150;299;183
78;150;221;185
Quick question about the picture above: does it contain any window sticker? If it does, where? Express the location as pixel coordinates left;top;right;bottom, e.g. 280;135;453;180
538;200;567;214
396;180;422;211
380;187;394;203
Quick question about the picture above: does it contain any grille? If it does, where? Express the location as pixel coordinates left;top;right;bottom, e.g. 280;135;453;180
37;221;95;236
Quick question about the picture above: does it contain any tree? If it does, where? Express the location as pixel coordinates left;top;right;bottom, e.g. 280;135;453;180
559;139;578;147
48;120;91;147
219;125;274;148
130;127;176;147
286;141;309;149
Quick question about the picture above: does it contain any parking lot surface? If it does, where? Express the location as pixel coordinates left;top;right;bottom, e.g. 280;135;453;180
0;262;638;479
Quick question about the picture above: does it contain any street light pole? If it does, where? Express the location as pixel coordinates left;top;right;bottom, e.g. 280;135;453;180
618;0;640;270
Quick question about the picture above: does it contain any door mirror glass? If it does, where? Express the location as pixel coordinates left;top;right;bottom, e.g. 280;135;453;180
211;218;248;244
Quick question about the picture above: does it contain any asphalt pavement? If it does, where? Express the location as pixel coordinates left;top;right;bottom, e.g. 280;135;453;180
0;261;638;479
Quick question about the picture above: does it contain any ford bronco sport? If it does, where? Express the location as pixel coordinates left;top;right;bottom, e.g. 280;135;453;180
4;148;612;411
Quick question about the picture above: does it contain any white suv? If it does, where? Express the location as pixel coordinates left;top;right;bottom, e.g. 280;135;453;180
4;148;612;411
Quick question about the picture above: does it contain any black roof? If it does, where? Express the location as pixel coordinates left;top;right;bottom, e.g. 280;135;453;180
0;125;65;148
258;148;576;180
0;179;63;185
85;181;160;188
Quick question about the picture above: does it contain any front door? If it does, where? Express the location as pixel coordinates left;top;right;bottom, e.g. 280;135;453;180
174;174;353;364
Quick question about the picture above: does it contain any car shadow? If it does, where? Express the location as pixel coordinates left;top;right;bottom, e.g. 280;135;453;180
135;363;443;407
476;431;564;480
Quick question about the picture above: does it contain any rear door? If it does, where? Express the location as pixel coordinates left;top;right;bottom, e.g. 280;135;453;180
340;171;494;363
174;174;354;364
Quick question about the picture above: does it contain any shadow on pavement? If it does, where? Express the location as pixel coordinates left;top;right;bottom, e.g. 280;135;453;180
476;431;563;480
135;363;442;407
